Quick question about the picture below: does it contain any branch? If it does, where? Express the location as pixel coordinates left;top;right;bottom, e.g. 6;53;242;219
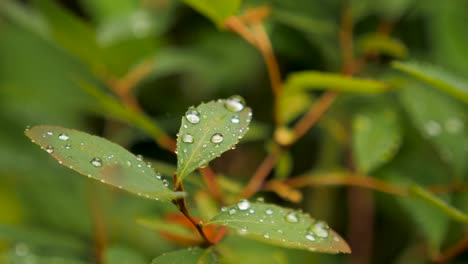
238;148;282;199
266;172;408;196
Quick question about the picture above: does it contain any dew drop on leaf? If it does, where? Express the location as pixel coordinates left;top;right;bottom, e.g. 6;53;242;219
64;144;71;150
231;115;240;124
310;221;329;238
90;157;103;167
45;145;54;153
285;212;299;223
229;208;237;215
265;208;273;215
58;133;70;141
237;199;250;210
185;108;201;124
305;233;316;241
210;133;224;144
225;95;246;112
182;133;194;143
238;227;248;235
263;233;270;239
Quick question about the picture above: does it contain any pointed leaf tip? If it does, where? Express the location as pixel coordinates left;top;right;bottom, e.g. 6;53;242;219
25;125;184;201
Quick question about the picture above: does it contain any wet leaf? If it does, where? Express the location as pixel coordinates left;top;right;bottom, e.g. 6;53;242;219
284;71;390;93
151;247;216;264
393;61;468;102
352;107;402;174
25;126;184;201
176;96;252;182
206;201;350;253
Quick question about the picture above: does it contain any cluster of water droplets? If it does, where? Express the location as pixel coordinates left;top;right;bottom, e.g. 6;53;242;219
181;96;249;149
219;199;335;248
34;129;171;199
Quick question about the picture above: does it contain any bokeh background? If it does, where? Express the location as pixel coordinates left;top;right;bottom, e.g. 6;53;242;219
1;0;468;263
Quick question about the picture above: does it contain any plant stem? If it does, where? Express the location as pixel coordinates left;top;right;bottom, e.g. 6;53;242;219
265;173;408;196
199;167;224;204
291;91;338;144
173;177;213;246
433;236;468;263
238;148;282;199
225;7;283;124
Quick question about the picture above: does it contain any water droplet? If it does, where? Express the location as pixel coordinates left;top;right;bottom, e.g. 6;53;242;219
126;160;132;167
146;162;152;168
136;154;143;161
199;160;208;168
277;229;283;234
285;212;299;223
229;208;237;215
211;133;224;144
47;131;53;136
263;233;270;239
90;157;103;167
249;209;255;214
445;118;464;134
45;145;54;153
305;233;316;241
185;108;201;124
256;197;265;203
182;133;194;143
221;207;227;212
225;95;246;112
162;179;169;187
237;199;250;210
64;144;71;150
155;173;162;180
334;236;340;242
238;227;248;235
25;125;31;131
231;116;240;124
424;120;441;137
265;208;273;215
310;221;329;238
58;133;69;141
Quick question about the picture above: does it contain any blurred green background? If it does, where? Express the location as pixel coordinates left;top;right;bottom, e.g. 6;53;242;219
1;0;468;263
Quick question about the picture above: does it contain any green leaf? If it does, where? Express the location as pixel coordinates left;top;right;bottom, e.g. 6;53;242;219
399;82;468;177
357;34;408;58
206;201;351;253
25;125;184;201
182;0;241;26
151;247;216;264
176;96;252;182
284;71;390;93
392;61;468;103
352;107;402;174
